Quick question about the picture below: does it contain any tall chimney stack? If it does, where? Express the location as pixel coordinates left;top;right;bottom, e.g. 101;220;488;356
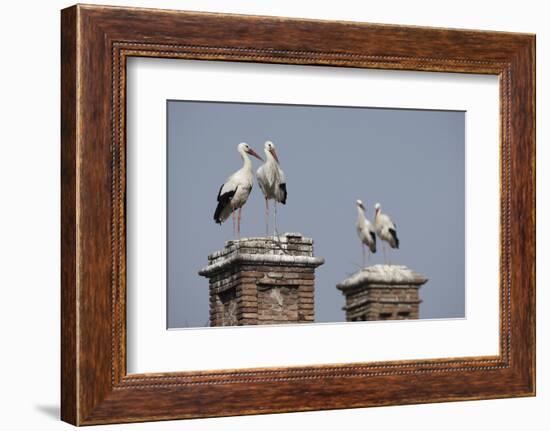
199;233;324;326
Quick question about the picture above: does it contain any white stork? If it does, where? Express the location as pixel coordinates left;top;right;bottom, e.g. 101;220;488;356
256;141;287;235
213;143;263;237
356;200;376;266
374;202;400;264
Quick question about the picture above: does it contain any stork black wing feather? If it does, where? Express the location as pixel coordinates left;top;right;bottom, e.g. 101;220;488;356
279;183;287;205
369;231;377;253
216;184;223;200
388;228;399;249
213;185;237;224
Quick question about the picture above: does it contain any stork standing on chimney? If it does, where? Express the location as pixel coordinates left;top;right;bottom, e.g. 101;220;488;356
374;202;400;264
256;140;287;235
213;143;263;237
356;200;377;267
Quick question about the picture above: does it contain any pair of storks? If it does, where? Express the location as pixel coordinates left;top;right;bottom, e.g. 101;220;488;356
356;200;399;266
213;141;399;265
213;141;286;237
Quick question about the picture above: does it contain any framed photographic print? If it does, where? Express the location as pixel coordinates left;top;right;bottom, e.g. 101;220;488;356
61;4;535;425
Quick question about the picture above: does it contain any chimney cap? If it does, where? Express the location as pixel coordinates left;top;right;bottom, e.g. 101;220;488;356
198;233;324;278
337;264;428;290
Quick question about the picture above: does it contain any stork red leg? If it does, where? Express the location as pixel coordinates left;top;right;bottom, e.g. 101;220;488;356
264;198;269;236
237;207;242;238
274;201;279;236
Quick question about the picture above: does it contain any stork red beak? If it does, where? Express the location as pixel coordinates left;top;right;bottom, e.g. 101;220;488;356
247;148;263;161
270;147;280;163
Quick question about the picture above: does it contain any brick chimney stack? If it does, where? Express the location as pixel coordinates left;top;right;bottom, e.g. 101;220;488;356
337;265;427;321
199;233;324;326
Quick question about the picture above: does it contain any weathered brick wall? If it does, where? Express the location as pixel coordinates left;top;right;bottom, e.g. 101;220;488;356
199;233;323;326
337;265;427;322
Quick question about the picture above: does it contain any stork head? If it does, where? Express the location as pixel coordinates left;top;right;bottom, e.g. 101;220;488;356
356;199;365;210
374;202;381;215
238;142;263;161
264;140;279;163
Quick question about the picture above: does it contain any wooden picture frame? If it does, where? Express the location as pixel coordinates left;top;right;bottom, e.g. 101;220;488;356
61;4;535;425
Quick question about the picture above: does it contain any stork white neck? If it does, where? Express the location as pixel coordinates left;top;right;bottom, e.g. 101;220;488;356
238;146;254;171
357;205;367;225
264;147;278;164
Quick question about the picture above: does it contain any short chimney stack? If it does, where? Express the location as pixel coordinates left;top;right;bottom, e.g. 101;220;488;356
337;265;427;321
